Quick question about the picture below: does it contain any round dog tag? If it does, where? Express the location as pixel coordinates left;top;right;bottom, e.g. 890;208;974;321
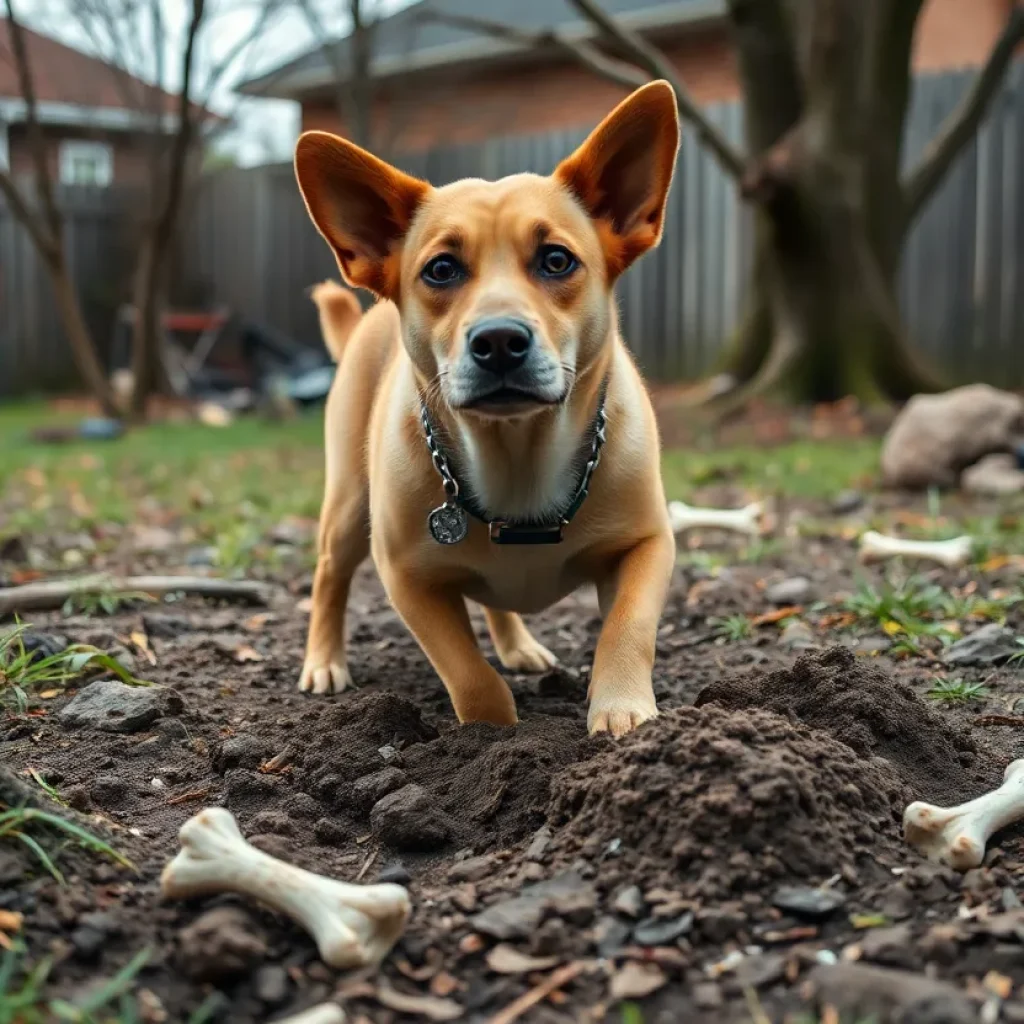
428;502;468;545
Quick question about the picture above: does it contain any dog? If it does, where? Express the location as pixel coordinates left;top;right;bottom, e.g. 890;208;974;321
294;81;679;737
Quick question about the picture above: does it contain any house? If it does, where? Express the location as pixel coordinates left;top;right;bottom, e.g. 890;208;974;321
238;0;1021;154
0;19;211;187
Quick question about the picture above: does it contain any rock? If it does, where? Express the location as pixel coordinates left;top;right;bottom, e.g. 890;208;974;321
470;871;597;941
765;577;813;605
60;680;180;734
633;912;694;946
90;774;130;807
944;623;1022;666
881;384;1024;489
772;885;846;921
808;963;975;1023
370;784;452;851
831;490;865;515
859;924;919;969
693;982;724;1010
609;961;668;1000
313;817;352;847
735;953;786;989
213;735;270;773
176;907;267;982
962;453;1024;495
526;825;552;861
448;854;495;884
779;621;819;651
880;884;915;921
378;862;411;885
612;885;646;919
352;767;408;812
697;907;746;943
470;894;546;941
64;785;92;813
7;629;68;663
594;915;632;957
141;613;194;639
253;964;289;1006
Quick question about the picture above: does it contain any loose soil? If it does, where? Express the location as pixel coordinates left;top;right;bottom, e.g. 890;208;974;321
3;495;1024;1023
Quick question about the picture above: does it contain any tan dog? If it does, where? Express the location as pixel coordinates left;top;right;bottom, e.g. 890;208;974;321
294;81;679;736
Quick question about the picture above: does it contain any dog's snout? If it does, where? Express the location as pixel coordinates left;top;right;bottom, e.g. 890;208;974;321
467;317;533;375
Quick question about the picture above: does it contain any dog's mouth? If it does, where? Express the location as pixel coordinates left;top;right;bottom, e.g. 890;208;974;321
457;386;566;415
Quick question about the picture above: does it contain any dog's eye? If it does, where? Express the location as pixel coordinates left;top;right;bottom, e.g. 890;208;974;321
421;255;465;288
537;245;578;279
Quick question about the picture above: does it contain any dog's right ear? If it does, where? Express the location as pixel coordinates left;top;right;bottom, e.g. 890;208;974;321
295;132;429;298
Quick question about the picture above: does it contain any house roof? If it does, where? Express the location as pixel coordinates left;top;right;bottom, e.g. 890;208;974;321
0;18;212;128
239;0;725;101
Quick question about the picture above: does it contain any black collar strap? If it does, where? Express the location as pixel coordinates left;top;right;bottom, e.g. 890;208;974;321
420;377;609;546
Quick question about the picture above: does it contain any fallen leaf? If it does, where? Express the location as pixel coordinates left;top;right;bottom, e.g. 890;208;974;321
130;631;157;666
609;961;668;1000
752;606;803;626
244;613;274;632
233;645;264;663
486;944;561;975
38;689;61;700
429;971;462;997
375;982;462;1021
980;555;1010;573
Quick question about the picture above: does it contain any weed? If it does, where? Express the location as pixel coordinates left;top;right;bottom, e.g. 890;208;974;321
0;803;135;884
844;575;947;627
925;677;990;703
711;615;753;642
1009;638;1024;666
0;623;147;712
62;588;153;617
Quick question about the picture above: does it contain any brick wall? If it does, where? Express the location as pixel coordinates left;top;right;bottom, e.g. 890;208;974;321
300;0;1016;153
6;125;159;186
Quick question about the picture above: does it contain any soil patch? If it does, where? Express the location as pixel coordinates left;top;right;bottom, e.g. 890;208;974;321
695;645;985;804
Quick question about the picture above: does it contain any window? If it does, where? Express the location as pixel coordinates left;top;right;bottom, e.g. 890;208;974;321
59;139;114;187
0;125;8;170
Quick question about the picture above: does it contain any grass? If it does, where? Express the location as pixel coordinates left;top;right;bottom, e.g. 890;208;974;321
61;588;155;617
0;623;148;713
925;677;990;703
711;614;753;642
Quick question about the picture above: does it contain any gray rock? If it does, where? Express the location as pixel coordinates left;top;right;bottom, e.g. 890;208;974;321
60;680;180;734
779;621;819;651
772;885;846;921
214;734;271;773
735;953;786;989
471;894;546;941
141;613;194;639
370;784;451;851
352;767;408;812
765;577;813;605
594;915;632;957
448;854;495;883
90;774;130;807
962;453;1024;495
881;383;1024;490
526;825;552;862
612;884;646;919
859;924;919;969
831;490;865;515
633;911;694;946
944;623;1022;666
470;871;596;940
253;964;289;1005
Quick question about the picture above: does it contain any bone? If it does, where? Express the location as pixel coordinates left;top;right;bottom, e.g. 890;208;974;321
668;500;763;537
904;759;1024;870
858;530;973;569
273;1005;346;1024
161;808;410;968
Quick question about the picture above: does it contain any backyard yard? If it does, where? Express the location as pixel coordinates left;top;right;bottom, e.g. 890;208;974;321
1;400;1023;1023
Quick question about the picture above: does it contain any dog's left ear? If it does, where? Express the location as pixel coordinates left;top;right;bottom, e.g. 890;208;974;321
555;81;679;278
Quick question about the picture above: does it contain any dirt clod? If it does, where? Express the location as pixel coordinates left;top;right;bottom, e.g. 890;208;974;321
370;784;452;851
176;906;268;982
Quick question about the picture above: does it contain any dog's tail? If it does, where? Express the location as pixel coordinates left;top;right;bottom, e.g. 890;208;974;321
309;279;362;362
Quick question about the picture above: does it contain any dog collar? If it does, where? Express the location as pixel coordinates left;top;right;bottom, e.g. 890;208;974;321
419;378;609;546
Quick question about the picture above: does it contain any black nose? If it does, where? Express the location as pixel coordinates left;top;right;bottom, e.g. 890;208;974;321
467;317;533;375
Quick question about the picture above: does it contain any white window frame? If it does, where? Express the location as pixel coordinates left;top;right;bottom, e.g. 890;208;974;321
0;123;8;170
58;139;114;187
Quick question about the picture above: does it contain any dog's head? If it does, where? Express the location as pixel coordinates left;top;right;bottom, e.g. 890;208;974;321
295;82;679;418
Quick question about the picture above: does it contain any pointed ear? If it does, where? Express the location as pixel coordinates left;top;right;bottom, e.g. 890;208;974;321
555;81;679;278
295;132;430;297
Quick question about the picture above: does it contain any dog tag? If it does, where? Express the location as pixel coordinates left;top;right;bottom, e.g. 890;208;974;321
428;502;469;545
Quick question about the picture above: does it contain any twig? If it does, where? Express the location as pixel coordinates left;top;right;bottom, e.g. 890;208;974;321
0;576;272;617
486;962;585;1024
355;848;378;882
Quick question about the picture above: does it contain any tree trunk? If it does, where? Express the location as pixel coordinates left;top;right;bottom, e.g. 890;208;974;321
44;252;121;418
128;233;171;421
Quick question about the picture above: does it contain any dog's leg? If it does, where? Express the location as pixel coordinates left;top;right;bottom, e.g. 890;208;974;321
299;488;369;695
484;609;558;674
381;571;518;725
588;532;674;737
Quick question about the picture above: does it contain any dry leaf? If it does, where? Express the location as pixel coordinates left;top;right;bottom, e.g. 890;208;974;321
486;944;560;975
752;605;803;626
375;982;462;1021
429;971;462;997
38;689;61;700
609;961;668;1000
244;613;274;632
233;645;264;663
130;631;157;666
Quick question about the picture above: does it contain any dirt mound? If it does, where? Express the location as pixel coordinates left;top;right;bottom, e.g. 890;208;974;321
695;646;978;804
548;704;909;899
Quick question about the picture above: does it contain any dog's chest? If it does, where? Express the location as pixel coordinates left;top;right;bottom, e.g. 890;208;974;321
461;549;584;613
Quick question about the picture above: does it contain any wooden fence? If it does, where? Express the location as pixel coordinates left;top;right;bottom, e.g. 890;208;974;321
3;63;1024;397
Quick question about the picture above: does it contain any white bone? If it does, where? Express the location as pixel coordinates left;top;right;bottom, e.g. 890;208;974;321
668;500;763;537
904;759;1024;870
858;531;973;569
272;1005;346;1024
161;808;410;968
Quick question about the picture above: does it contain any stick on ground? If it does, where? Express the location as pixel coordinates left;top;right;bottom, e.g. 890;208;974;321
0;575;272;617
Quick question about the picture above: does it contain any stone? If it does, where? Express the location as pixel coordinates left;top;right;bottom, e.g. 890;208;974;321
594;915;632;957
176;907;267;982
881;384;1024;489
944;623;1022;667
831;490;865;515
526;825;552;861
378;862;411;885
880;884;915;922
470;871;597;941
765;577;813;605
90;774;130;808
141;612;194;639
352;767;408;812
772;885;846;921
470;894;546;941
312;817;351;847
60;680;180;734
962;453;1024;495
633;912;694;946
253;964;289;1005
7;629;68;663
448;854;495;884
696;907;746;943
858;924;919;970
779;621;819;651
693;982;724;1010
612;885;646;919
735;953;786;989
370;784;452;851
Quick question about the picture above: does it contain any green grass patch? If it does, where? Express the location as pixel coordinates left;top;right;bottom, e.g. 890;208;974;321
925;677;990;703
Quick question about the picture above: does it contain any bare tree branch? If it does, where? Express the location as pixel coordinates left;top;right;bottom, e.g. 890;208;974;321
903;3;1024;220
566;0;745;178
199;0;284;106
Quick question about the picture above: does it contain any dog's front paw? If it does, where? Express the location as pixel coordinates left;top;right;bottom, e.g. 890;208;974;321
497;637;558;674
298;657;351;695
587;696;657;738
